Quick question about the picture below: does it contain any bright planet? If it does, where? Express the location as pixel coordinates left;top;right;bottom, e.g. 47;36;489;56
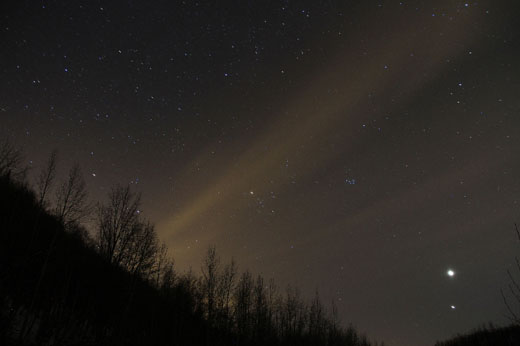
447;269;455;277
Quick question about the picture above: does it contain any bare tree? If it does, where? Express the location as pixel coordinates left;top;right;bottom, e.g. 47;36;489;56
234;270;254;339
36;149;58;208
54;164;89;227
152;243;175;288
95;185;159;277
96;185;140;263
501;223;520;325
217;258;238;327
122;221;159;277
251;275;270;341
308;291;326;342
0;139;26;180
200;246;220;323
278;285;307;340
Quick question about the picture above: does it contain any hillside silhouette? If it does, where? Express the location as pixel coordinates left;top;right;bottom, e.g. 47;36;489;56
0;145;378;346
434;324;520;346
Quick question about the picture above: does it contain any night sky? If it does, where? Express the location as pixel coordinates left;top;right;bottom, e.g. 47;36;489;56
2;1;520;345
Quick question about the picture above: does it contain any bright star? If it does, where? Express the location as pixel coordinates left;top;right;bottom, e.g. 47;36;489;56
447;269;455;277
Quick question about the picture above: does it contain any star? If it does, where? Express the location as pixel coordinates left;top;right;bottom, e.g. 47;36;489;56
447;269;455;277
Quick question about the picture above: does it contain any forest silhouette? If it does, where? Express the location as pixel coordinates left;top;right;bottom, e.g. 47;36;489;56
0;140;379;346
3;140;520;346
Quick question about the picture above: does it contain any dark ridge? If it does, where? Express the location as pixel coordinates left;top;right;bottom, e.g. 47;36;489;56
0;174;207;346
0;173;376;346
435;324;520;346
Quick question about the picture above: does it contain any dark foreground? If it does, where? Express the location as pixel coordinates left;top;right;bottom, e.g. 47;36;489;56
435;324;520;346
0;172;376;346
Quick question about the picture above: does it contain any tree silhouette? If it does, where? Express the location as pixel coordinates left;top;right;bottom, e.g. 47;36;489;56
216;257;237;329
1;149;378;346
54;163;89;227
235;270;254;342
0;139;26;180
501;224;520;325
200;246;221;324
36;149;57;208
95;184;159;278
